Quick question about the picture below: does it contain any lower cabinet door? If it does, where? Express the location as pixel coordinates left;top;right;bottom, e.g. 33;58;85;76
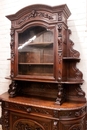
10;111;58;130
59;116;85;130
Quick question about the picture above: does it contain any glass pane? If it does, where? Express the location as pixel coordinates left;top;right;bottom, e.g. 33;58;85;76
18;26;54;76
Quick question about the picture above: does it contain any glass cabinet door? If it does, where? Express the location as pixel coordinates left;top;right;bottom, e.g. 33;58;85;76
18;26;54;77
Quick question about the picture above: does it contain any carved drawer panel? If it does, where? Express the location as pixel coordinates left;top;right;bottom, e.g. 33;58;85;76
3;101;87;120
3;101;59;119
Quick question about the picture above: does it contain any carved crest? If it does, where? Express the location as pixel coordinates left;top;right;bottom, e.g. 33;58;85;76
18;10;54;24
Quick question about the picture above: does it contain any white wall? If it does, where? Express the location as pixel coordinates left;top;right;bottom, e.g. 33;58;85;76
0;0;87;98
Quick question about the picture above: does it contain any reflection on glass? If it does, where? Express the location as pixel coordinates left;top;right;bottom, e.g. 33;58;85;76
18;26;54;76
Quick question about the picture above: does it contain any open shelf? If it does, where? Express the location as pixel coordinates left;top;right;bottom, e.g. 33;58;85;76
63;57;80;60
19;42;53;46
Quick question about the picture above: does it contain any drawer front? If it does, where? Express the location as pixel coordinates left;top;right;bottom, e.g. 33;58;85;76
2;101;59;119
3;101;87;120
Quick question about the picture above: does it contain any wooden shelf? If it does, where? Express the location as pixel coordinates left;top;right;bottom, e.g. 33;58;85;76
5;76;84;84
18;42;53;48
18;63;53;65
63;57;80;60
62;80;84;84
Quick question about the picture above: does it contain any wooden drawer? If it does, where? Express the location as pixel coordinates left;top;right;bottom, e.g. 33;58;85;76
2;101;59;119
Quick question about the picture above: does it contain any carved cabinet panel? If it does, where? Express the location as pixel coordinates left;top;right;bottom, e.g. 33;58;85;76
59;118;85;130
1;93;87;130
10;112;52;130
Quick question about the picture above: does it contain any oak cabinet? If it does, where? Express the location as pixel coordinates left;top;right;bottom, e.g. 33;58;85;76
0;4;87;130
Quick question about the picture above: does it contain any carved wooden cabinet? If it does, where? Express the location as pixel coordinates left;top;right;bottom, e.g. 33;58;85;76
1;92;87;130
0;4;87;130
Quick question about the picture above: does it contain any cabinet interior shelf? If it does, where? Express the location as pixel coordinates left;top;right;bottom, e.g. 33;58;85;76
18;63;53;65
18;42;53;48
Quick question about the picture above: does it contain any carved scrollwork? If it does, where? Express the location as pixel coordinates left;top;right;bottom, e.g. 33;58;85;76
53;110;58;118
68;29;80;58
56;84;64;105
58;51;62;81
8;80;18;97
10;27;15;48
69;40;80;58
58;37;62;49
10;27;15;63
72;64;83;80
4;102;52;117
33;108;50;115
3;110;9;128
69;124;83;130
13;119;44;130
75;86;85;97
59;106;86;119
15;122;43;130
57;24;63;81
18;10;53;24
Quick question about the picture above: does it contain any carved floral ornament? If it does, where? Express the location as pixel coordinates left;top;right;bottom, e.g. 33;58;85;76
18;10;55;24
14;120;44;130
